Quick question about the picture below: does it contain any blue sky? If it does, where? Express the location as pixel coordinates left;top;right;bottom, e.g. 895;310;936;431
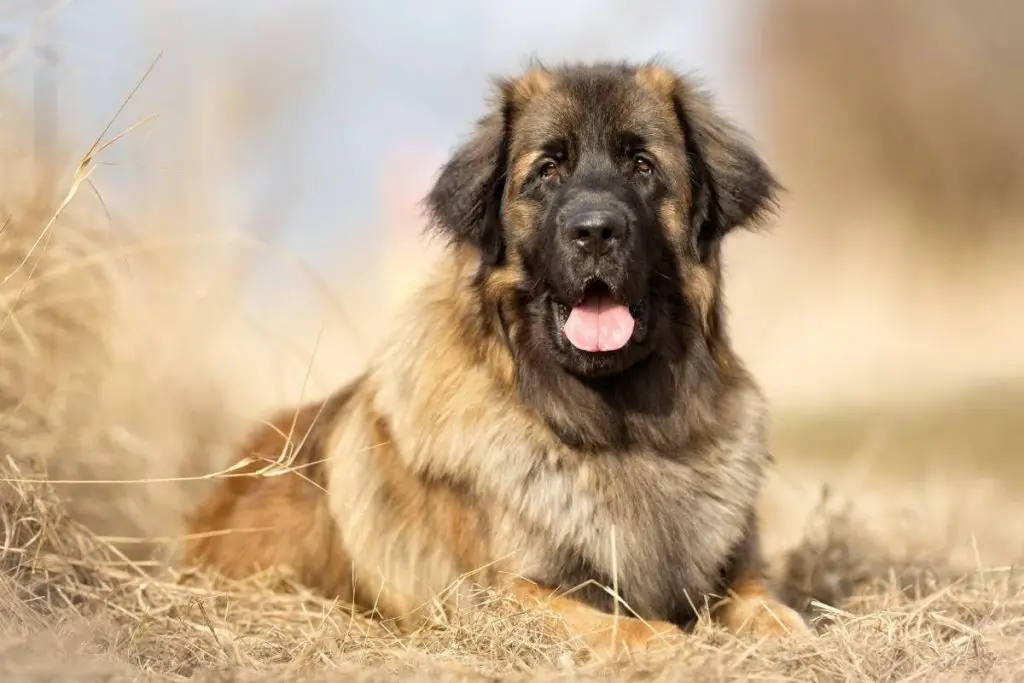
2;1;753;281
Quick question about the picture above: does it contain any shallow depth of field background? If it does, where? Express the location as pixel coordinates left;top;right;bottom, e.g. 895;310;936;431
1;1;1022;681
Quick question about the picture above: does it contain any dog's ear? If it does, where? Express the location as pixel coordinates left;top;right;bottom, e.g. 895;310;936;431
640;66;781;260
424;82;515;267
676;82;781;258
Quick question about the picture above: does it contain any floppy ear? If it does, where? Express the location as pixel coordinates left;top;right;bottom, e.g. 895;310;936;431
671;78;781;259
424;82;513;267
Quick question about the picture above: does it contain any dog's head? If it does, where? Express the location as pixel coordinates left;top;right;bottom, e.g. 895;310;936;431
426;61;779;380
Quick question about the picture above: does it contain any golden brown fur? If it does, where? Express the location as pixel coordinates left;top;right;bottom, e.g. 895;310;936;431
182;60;810;656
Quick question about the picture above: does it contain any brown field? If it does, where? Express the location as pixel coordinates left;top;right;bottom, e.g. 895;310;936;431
3;4;1024;680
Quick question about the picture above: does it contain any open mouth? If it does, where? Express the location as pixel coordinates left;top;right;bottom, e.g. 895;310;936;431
554;280;644;353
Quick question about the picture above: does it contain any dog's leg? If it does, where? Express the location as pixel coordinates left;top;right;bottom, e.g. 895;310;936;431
505;578;683;657
713;570;810;638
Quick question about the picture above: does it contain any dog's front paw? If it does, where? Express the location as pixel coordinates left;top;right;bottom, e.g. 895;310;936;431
582;616;686;658
721;596;811;638
714;577;812;640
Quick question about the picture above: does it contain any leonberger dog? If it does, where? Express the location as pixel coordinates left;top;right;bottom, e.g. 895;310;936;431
182;60;810;655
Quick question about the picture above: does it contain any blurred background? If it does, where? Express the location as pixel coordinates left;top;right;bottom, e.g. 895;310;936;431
2;0;1022;502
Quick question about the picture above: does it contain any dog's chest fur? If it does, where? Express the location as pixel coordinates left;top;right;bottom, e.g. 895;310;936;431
510;400;767;622
495;436;766;623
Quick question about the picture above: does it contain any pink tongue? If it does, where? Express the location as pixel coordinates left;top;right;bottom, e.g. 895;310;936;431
563;296;635;352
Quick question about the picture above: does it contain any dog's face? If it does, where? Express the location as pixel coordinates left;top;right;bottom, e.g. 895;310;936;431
427;62;778;379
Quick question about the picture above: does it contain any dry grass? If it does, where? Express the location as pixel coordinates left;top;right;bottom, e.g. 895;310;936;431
2;59;1023;683
2;448;1023;682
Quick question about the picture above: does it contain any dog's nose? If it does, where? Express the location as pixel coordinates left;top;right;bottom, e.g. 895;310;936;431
563;210;628;257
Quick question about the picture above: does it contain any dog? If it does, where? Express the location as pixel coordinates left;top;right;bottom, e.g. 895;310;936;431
181;60;810;656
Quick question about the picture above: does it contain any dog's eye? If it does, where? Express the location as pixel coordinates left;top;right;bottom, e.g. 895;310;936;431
540;160;560;180
633;156;654;176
